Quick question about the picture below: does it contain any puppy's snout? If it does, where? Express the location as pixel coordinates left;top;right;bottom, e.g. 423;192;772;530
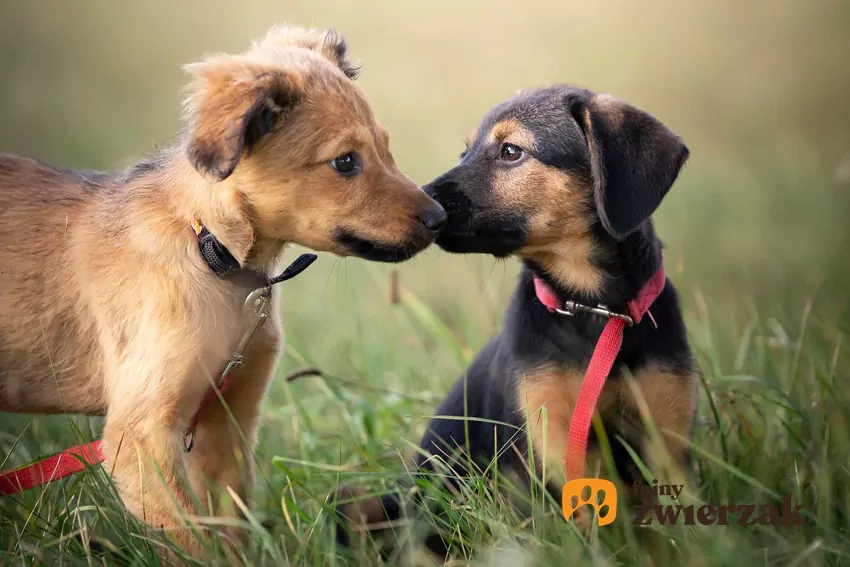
418;205;447;233
423;178;456;200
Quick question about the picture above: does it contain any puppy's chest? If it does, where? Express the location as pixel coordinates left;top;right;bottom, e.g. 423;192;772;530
222;283;282;343
193;279;282;363
514;363;634;429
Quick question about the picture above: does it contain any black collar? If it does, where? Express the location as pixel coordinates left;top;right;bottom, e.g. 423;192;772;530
191;219;316;284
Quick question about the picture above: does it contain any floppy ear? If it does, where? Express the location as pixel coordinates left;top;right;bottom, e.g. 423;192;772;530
183;58;303;181
570;93;689;239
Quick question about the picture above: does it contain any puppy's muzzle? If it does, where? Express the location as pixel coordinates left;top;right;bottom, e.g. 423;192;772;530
423;178;473;228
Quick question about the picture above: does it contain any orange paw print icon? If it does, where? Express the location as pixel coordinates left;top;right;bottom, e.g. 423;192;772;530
562;479;617;526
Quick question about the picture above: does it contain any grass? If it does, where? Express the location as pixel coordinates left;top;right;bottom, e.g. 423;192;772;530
1;252;848;566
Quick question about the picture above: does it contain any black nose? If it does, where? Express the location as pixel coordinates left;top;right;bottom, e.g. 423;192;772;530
423;178;456;200
419;205;447;233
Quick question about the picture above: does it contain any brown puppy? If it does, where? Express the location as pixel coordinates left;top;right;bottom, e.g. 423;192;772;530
336;86;697;558
0;25;444;553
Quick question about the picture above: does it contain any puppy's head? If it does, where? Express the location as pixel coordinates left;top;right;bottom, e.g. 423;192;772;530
182;25;445;263
423;86;688;293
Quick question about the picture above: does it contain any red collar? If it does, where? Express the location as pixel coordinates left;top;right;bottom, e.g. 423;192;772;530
532;266;665;326
532;264;666;482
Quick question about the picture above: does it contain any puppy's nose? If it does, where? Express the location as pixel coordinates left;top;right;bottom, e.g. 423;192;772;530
419;205;447;233
423;179;456;199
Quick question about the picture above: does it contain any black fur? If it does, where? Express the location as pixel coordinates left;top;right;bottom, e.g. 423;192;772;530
335;85;697;554
323;28;361;80
334;228;427;263
568;90;690;239
125;151;168;181
187;138;227;181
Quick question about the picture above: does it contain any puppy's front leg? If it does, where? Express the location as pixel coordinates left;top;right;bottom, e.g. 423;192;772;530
102;353;212;553
626;366;698;488
621;368;698;567
184;322;282;537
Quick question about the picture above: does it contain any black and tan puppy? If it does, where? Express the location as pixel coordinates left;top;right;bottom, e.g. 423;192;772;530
337;85;698;554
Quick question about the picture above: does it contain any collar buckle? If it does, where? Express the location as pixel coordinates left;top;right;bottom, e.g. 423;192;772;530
555;301;635;327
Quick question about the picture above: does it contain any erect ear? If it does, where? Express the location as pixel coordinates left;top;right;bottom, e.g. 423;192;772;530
569;92;689;239
317;28;361;80
183;58;304;181
253;25;361;80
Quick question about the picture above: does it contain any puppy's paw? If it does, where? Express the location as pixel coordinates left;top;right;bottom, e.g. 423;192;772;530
73;534;130;565
333;483;459;561
333;484;401;550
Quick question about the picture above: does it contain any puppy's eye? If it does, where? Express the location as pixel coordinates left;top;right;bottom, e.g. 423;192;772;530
499;143;524;162
330;152;361;176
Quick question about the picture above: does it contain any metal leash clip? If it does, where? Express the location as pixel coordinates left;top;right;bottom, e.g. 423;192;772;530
555;301;635;326
183;253;317;453
183;286;272;452
221;286;273;376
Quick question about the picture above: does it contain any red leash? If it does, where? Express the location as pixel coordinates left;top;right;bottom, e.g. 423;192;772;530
533;265;666;481
0;239;318;497
0;441;104;496
0;377;232;496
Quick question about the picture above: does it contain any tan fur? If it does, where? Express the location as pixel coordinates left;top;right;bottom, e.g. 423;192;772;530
516;363;697;489
0;25;434;555
590;93;626;129
620;366;698;488
465;127;479;150
487;118;537;152
517;365;610;485
481;119;602;295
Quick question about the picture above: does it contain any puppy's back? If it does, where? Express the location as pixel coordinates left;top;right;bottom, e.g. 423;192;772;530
0;153;101;210
0;154;107;413
0;153;95;287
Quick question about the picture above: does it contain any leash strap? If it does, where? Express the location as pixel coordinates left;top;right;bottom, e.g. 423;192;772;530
0;247;317;497
0;441;103;496
533;264;666;481
564;318;627;481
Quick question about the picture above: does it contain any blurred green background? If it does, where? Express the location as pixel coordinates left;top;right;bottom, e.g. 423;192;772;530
1;2;849;563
